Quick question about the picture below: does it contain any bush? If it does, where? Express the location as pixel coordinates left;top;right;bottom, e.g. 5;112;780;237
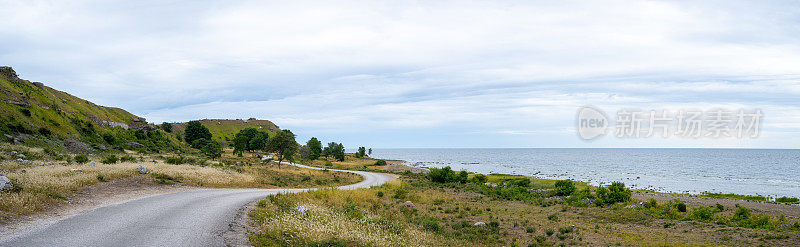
101;155;119;164
119;156;137;162
596;182;631;205
373;159;387;166
734;204;751;221
545;229;554;236
526;226;535;233
554;180;576;196
74;154;89;164
676;202;687;212
548;214;559;221
471;174;488;184
489;221;499;228
644;198;658;208
776;197;799;203
428;166;468;183
690;206;715;221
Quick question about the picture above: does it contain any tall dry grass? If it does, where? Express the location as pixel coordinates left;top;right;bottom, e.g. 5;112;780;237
1;160;361;221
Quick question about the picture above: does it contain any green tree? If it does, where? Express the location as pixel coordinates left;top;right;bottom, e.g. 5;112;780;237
306;137;322;160
249;131;269;150
266;129;298;168
184;121;212;148
368;148;372;156
160;122;173;133
355;146;366;158
326;142;346;161
202;141;222;159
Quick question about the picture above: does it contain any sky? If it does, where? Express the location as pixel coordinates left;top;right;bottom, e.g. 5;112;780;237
2;0;800;148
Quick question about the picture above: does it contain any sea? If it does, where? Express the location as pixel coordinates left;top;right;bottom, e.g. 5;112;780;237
370;148;800;198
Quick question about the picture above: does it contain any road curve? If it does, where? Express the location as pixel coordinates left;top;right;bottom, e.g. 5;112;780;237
0;162;396;247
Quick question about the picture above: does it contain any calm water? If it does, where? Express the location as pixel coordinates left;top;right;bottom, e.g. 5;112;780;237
371;148;800;198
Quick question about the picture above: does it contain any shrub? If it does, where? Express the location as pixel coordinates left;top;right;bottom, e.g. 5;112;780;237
676;202;687;212
96;174;105;181
733;204;751;221
101;132;116;144
776;197;799;203
373;159;387;166
644;198;658;208
526;226;535;233
74;154;89;164
545;229;554;236
101;155;119;164
596;182;631;205
428;166;468;183
376;191;384;198
554;180;576;196
471;174;488;184
690;206;715;221
715;203;725;211
119;156;137;162
489;221;500;228
202;141;222;159
548;213;559;221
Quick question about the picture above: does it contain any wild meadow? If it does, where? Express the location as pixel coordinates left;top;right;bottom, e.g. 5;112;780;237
249;166;800;246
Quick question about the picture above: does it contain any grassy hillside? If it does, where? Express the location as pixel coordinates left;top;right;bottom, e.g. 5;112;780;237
0;66;145;138
171;119;280;145
0;66;182;153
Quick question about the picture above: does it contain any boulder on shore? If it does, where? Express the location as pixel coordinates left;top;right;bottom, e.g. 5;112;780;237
0;175;13;191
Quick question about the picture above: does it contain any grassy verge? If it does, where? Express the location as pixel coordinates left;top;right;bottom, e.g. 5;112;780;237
248;171;800;246
1;144;362;223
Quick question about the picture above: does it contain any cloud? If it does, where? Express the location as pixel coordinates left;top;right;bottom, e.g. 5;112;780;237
2;0;800;147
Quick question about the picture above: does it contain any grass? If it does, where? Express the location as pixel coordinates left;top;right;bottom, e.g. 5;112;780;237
248;173;800;247
1;146;362;223
700;192;768;202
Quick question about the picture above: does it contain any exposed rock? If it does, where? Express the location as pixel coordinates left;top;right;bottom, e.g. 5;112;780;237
0;175;13;191
71;169;83;173
88;161;96;166
105;121;129;130
32;82;44;88
132;125;156;132
0;66;18;79
137;165;148;174
6;99;31;108
402;201;415;208
294;205;309;213
64;139;91;154
474;222;487;227
128;142;146;149
131;117;147;123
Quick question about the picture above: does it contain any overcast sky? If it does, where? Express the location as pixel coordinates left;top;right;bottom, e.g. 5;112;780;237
2;0;800;148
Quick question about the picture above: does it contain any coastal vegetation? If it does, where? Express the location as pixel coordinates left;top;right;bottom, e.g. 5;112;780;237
248;165;800;246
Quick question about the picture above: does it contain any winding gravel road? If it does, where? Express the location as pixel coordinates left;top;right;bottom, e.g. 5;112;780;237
0;163;396;247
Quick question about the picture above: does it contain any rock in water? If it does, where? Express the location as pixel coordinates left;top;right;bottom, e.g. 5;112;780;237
474;222;487;227
295;205;309;213
137;165;148;174
0;175;13;191
402;201;415;208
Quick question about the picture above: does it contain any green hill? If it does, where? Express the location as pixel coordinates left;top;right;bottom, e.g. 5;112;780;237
0;66;180;153
171;119;280;145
